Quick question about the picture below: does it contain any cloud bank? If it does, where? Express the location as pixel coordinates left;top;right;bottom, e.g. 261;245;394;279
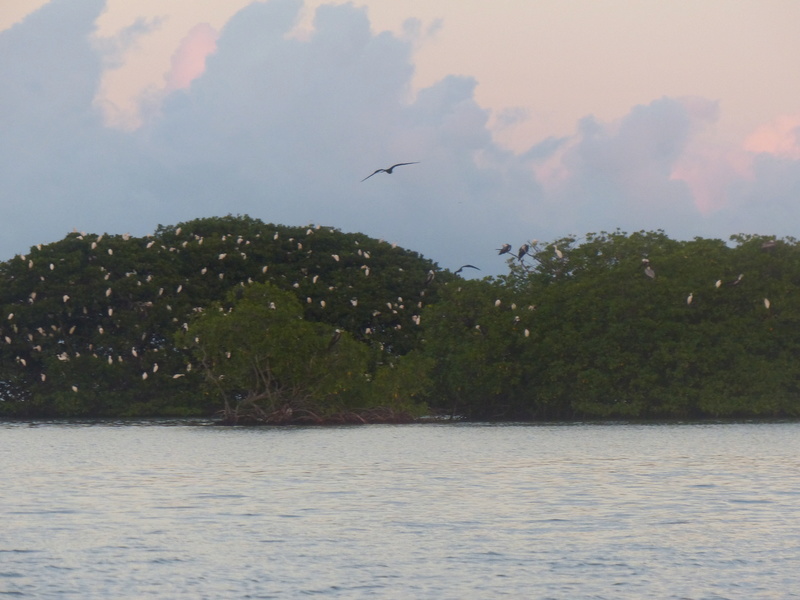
2;0;800;275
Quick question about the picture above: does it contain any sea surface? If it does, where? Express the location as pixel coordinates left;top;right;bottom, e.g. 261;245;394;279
1;421;799;599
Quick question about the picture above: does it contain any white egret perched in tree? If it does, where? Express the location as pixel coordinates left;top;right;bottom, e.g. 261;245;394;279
361;162;419;181
642;258;655;279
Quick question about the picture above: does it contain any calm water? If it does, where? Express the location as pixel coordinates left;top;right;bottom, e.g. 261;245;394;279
1;421;799;599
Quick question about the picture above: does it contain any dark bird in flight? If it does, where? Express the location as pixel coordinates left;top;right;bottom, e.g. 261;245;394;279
361;162;419;181
497;244;512;255
454;264;480;275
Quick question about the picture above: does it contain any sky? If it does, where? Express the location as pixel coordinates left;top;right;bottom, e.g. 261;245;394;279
2;0;800;275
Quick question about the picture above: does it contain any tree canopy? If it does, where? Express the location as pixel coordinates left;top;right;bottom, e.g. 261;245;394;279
0;215;439;420
2;218;799;422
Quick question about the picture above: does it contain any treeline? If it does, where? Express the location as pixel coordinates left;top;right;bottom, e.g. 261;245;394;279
1;216;799;422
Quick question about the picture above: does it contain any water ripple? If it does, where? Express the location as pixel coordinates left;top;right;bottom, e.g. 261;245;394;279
1;421;799;598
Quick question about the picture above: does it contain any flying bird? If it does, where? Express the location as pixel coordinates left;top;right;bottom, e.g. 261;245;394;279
454;264;480;275
361;162;419;181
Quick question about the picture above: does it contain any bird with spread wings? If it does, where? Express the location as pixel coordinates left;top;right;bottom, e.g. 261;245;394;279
361;162;419;181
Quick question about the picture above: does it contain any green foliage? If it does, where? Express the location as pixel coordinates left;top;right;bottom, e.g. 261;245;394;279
421;230;800;420
3;219;800;422
181;282;429;423
0;215;439;420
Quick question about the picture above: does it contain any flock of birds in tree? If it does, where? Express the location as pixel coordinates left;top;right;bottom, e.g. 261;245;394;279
497;240;562;263
1;222;452;393
497;239;776;311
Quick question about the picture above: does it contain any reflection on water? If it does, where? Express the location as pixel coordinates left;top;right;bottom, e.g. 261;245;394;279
1;422;799;598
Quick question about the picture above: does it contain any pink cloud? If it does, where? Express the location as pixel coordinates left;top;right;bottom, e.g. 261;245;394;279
671;144;753;215
165;23;218;92
673;114;800;215
744;114;800;159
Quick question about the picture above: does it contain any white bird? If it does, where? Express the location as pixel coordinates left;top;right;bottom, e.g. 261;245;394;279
361;162;419;181
764;298;771;309
687;293;694;305
554;245;563;259
644;266;656;279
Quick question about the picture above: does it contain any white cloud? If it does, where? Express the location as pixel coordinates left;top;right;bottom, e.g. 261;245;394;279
2;0;800;276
